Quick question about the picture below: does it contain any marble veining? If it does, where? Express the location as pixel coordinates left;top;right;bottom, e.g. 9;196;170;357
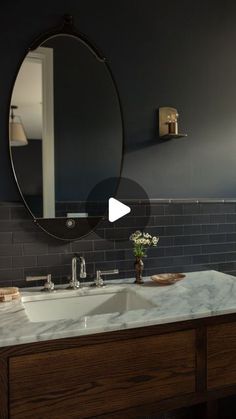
1;270;236;348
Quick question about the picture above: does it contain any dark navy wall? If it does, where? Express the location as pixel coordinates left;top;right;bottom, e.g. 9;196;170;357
1;0;236;200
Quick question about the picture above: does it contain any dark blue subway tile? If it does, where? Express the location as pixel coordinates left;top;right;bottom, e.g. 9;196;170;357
105;249;133;261
164;247;183;257
60;253;75;265
0;268;23;283
184;225;202;235
183;245;201;255
225;253;236;262
12;255;36;268
192;255;209;265
209;234;226;243
83;252;104;263
158;236;174;247
218;262;236;272
145;257;173;269
192;215;211;224
129;204;147;216
37;254;61;267
10;206;30;220
174;236;192;246
156;215;174;226
174;215;192;225
218;224;236;233
200;203;225;214
146;247;165;258
23;243;48;255
202;243;236;254
71;240;93;252
149;205;165;216
165;226;183;236
0;244;22;256
13;231;47;243
226;233;236;242
226;214;236;223
114;240;132;250
48;243;71;254
0;232;13;244
172;256;192;266
183;204;201;215
210;214;226;224
0;207;10;220
0;257;12;269
94;240;114;251
201;224;219;234
105;228;134;240
164;204;183;215
112;216;136;228
210;253;227;263
191;235;209;245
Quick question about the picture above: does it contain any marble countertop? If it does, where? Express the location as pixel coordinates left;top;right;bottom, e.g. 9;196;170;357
1;270;236;348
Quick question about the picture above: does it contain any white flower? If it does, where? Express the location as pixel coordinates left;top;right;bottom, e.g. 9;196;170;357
152;236;159;245
129;230;142;241
130;230;159;249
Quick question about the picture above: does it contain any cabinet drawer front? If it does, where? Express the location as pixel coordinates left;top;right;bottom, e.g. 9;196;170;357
10;330;195;419
208;322;236;389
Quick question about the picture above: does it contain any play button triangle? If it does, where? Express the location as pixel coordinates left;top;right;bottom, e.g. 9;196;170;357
108;198;131;222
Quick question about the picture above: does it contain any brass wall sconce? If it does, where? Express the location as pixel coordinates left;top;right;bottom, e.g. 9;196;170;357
158;107;187;139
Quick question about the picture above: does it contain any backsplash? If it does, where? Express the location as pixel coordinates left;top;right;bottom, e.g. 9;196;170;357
1;201;236;288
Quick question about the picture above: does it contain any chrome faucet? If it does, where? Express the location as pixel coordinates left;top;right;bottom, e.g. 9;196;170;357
68;254;87;289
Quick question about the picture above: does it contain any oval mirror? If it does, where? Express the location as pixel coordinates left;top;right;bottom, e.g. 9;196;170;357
9;16;123;240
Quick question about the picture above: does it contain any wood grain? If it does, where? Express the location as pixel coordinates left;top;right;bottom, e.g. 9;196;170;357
208;322;236;390
9;330;195;419
0;353;8;419
196;327;207;393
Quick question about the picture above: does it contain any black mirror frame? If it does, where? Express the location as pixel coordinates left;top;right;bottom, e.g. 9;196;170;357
8;14;124;241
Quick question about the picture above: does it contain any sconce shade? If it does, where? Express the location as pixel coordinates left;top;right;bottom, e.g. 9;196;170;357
9;105;28;146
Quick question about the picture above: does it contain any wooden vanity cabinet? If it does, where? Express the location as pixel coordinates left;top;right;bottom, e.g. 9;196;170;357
207;322;236;390
2;315;236;419
8;330;195;419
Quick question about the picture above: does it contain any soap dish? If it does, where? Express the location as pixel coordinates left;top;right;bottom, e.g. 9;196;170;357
151;273;185;285
0;287;20;302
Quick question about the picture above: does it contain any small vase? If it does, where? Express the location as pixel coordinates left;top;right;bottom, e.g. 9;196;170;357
134;257;144;284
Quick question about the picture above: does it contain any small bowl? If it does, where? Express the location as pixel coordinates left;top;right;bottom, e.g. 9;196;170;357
151;273;185;286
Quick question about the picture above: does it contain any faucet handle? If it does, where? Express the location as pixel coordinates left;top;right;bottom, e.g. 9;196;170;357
26;274;55;292
95;269;119;287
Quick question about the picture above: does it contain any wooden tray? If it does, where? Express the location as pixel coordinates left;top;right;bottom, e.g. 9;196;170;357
0;287;20;302
151;273;185;286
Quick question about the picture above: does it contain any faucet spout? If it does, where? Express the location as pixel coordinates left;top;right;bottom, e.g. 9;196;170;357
79;256;87;279
68;255;80;289
68;254;87;289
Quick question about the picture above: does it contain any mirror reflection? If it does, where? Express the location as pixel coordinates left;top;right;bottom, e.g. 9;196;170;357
10;34;123;224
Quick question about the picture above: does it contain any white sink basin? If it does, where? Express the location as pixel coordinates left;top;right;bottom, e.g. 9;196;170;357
22;289;154;323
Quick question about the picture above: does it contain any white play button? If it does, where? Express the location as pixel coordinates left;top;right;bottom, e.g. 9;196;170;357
108;198;131;222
